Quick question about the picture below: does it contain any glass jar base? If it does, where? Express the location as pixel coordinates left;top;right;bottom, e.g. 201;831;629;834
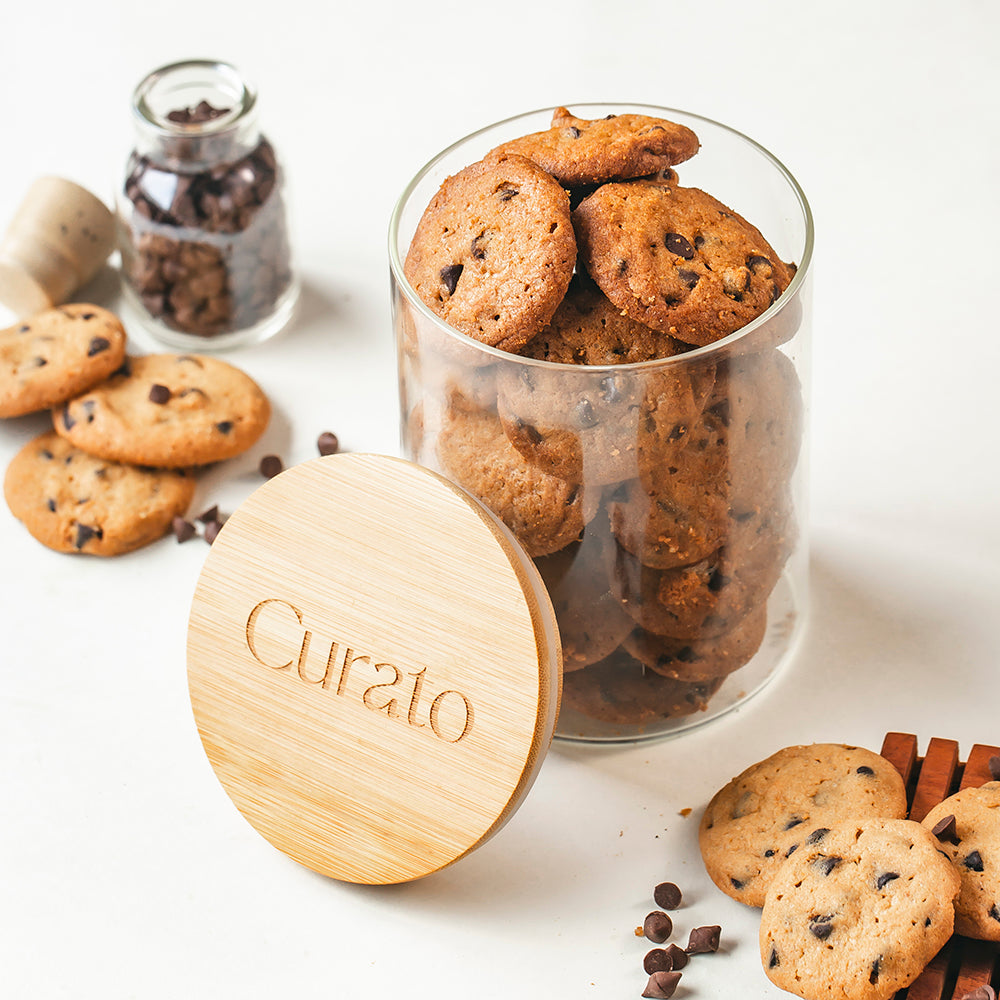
120;276;300;353
553;569;808;745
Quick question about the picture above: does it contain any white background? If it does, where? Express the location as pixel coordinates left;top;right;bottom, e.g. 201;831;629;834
1;2;998;997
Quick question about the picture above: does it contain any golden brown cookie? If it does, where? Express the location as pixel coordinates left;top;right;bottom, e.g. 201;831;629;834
922;781;1000;941
573;178;795;346
52;353;270;468
4;431;195;555
435;396;598;558
492;107;699;186
0;304;126;418
759;818;959;1000
700;744;910;908
402;153;576;354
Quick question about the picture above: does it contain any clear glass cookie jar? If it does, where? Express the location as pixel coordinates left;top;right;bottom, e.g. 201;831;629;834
389;104;814;743
117;59;298;350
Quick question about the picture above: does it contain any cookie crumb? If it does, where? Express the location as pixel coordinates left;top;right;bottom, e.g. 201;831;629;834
678;807;692;817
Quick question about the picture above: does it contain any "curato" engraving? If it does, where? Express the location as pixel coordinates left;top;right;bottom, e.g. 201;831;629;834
244;598;475;743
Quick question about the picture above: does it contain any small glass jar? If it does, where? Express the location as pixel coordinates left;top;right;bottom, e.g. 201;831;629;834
389;104;813;743
117;59;298;350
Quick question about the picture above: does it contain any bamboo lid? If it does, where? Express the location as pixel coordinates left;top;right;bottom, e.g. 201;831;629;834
187;454;562;884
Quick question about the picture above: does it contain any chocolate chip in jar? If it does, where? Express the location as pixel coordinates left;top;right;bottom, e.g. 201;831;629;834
117;60;298;349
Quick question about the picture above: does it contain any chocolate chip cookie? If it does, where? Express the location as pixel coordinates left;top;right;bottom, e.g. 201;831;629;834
0;304;126;418
699;744;909;907
4;431;195;555
759;818;960;1000
922;781;1000;941
573;178;795;346
402;153;576;354
492;106;700;186
435;395;598;558
53;353;270;468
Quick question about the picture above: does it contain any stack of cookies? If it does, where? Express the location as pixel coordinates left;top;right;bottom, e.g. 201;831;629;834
398;107;803;731
699;743;1000;1000
1;303;269;555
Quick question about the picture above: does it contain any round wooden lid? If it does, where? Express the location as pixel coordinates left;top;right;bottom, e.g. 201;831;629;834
187;454;561;884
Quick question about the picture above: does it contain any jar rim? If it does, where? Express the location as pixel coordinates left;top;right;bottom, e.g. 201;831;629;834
131;59;257;137
388;102;814;373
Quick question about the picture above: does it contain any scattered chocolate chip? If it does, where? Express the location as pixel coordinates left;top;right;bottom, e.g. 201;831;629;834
989;903;1000;923
574;398;598;429
439;263;463;295
662;944;687;970
685;925;720;954
149;383;172;404
599;375;623;404
60;404;75;431
497;183;519;202
677;268;700;289
204;519;223;545
989;755;1000;781
747;254;773;272
196;505;219;524
729;877;744;890
931;814;960;844
764;849;776;858
172;517;196;543
215;421;233;434
259;454;283;478
652;882;682;911
869;957;881;985
808;915;834;939
643;949;672;975
785;843;798;858
470;232;489;260
958;987;996;1000
768;947;780;968
875;871;900;890
32;356;48;367
46;498;56;512
642;970;681;999
784;816;805;831
317;431;340;456
856;765;875;776
566;126;581;139
643;911;672;944
74;523;103;550
87;336;111;356
814;856;842;876
806;828;830;844
963;850;985;872
664;233;695;259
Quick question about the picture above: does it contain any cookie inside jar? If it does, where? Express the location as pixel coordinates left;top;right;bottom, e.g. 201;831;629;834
391;103;813;742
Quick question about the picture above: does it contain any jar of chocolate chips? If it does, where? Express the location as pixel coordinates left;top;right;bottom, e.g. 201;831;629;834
117;59;298;348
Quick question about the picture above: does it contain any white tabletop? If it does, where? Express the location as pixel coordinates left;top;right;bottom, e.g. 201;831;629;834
2;2;998;997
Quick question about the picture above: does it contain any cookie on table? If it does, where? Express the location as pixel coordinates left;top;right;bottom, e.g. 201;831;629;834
921;780;1000;941
403;153;576;354
53;353;270;468
759;818;960;1000
491;107;700;186
4;431;195;556
561;647;722;725
573;178;795;346
622;603;767;683
435;395;598;558
0;304;126;418
699;744;909;908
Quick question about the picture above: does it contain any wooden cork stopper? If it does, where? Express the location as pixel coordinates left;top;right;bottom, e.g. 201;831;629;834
0;177;116;316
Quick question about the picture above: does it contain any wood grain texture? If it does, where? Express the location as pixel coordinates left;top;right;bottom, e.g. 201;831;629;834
188;454;561;884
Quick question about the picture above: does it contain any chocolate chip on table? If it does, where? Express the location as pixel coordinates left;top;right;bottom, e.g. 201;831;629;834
196;505;219;524
931;814;960;844
653;882;682;910
259;454;283;479
172;516;196;543
148;383;171;404
641;970;681;999
204;518;223;545
643;911;672;944
684;925;721;955
317;431;339;456
643;949;672;975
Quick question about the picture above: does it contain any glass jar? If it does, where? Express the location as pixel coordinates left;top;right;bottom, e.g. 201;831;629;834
389;104;813;743
117;59;298;350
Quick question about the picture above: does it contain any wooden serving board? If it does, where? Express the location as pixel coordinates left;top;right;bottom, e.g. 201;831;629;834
879;733;1000;1000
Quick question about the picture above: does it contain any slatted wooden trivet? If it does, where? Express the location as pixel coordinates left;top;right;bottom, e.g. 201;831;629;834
878;733;1000;1000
